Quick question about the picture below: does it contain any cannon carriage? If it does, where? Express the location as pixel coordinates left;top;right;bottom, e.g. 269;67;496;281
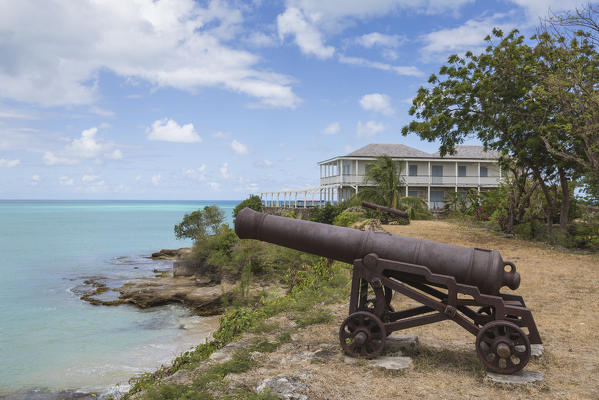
235;208;541;374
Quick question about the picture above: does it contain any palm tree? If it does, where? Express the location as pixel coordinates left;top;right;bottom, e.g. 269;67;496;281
357;155;404;208
356;155;431;220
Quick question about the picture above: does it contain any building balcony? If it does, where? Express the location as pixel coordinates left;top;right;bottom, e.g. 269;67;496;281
320;174;502;187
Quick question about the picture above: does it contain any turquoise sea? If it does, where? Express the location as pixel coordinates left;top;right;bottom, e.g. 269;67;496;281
0;200;239;398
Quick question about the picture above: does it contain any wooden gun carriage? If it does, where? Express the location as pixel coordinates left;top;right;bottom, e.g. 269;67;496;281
235;208;541;374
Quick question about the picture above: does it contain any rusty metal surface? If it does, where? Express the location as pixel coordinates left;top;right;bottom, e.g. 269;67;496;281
361;201;409;219
476;320;531;374
339;311;386;359
235;207;520;295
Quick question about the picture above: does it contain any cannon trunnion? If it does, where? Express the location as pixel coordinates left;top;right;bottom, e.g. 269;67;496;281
235;208;541;374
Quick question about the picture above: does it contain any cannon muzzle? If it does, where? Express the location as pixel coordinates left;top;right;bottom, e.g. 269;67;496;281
235;208;520;294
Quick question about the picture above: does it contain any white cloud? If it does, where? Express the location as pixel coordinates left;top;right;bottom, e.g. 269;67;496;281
89;106;115;117
212;131;230;139
43;151;78;166
82;174;99;184
209;181;221;190
359;93;394;116
338;55;424;77
147;118;201;143
0;0;300;108
321;122;340;135
220;163;231;179
244;32;277;47
107;149;123;159
276;0;473;58
230;140;249;155
151;174;161;186
255;159;273;167
420;14;514;60
31;174;40;186
277;7;335;59
507;0;586;21
67;127;103;158
184;165;207;181
356;32;404;48
0;158;20;167
59;176;74;186
356;120;385;138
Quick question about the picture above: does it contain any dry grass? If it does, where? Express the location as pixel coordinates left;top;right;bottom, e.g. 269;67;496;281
224;221;599;400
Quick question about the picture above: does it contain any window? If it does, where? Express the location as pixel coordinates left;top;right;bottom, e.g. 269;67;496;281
408;190;419;198
342;163;350;175
409;165;418;176
480;166;488;177
458;166;466;177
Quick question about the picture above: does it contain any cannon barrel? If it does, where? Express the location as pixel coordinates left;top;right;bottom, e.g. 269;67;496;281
235;208;520;295
361;201;409;219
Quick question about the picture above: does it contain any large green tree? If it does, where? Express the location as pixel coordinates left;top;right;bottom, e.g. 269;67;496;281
537;6;599;200
402;29;573;233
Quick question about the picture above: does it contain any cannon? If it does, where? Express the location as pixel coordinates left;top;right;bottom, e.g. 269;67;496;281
361;201;409;220
235;208;541;374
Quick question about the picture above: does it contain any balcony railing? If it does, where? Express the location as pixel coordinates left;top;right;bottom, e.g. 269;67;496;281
320;174;501;187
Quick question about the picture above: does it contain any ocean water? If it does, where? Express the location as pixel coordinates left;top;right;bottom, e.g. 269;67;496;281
0;200;238;397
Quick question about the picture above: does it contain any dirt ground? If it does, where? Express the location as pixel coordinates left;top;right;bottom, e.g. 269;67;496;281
225;221;599;400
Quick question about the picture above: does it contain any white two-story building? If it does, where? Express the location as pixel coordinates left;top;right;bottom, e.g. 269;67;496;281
319;143;502;210
260;143;502;210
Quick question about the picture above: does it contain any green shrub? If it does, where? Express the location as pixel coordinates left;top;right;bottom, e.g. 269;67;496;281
333;211;365;227
175;205;225;241
309;203;344;224
233;195;262;219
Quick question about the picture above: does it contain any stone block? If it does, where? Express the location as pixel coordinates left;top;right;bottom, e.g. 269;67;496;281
385;333;419;354
369;356;413;371
531;344;544;358
486;370;544;385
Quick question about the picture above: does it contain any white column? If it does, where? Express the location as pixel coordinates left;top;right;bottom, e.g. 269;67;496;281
427;186;431;209
455;162;458;192
499;164;502;180
355;160;358;178
478;162;481;191
405;160;409;196
428;161;431;185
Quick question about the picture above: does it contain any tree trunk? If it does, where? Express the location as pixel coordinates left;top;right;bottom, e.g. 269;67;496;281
558;166;570;231
531;167;554;235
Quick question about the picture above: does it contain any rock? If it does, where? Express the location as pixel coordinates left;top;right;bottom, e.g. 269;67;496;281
485;370;544;385
151;248;191;260
343;355;413;371
118;276;227;313
209;341;250;362
173;259;201;277
369;356;413;371
385;334;418;354
256;371;310;400
531;344;544;358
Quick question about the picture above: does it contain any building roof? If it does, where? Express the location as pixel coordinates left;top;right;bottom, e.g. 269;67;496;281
431;145;500;160
345;143;431;158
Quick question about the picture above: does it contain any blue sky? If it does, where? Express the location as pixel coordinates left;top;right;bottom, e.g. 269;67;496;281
0;0;585;200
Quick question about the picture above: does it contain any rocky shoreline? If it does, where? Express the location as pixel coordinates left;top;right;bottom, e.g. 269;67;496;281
80;248;231;315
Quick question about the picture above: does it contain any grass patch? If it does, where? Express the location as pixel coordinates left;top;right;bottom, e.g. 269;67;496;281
293;308;333;328
411;346;485;377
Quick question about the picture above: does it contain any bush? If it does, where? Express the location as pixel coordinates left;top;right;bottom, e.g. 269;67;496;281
174;205;225;241
233;195;262;219
333;211;365;227
310;203;345;224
